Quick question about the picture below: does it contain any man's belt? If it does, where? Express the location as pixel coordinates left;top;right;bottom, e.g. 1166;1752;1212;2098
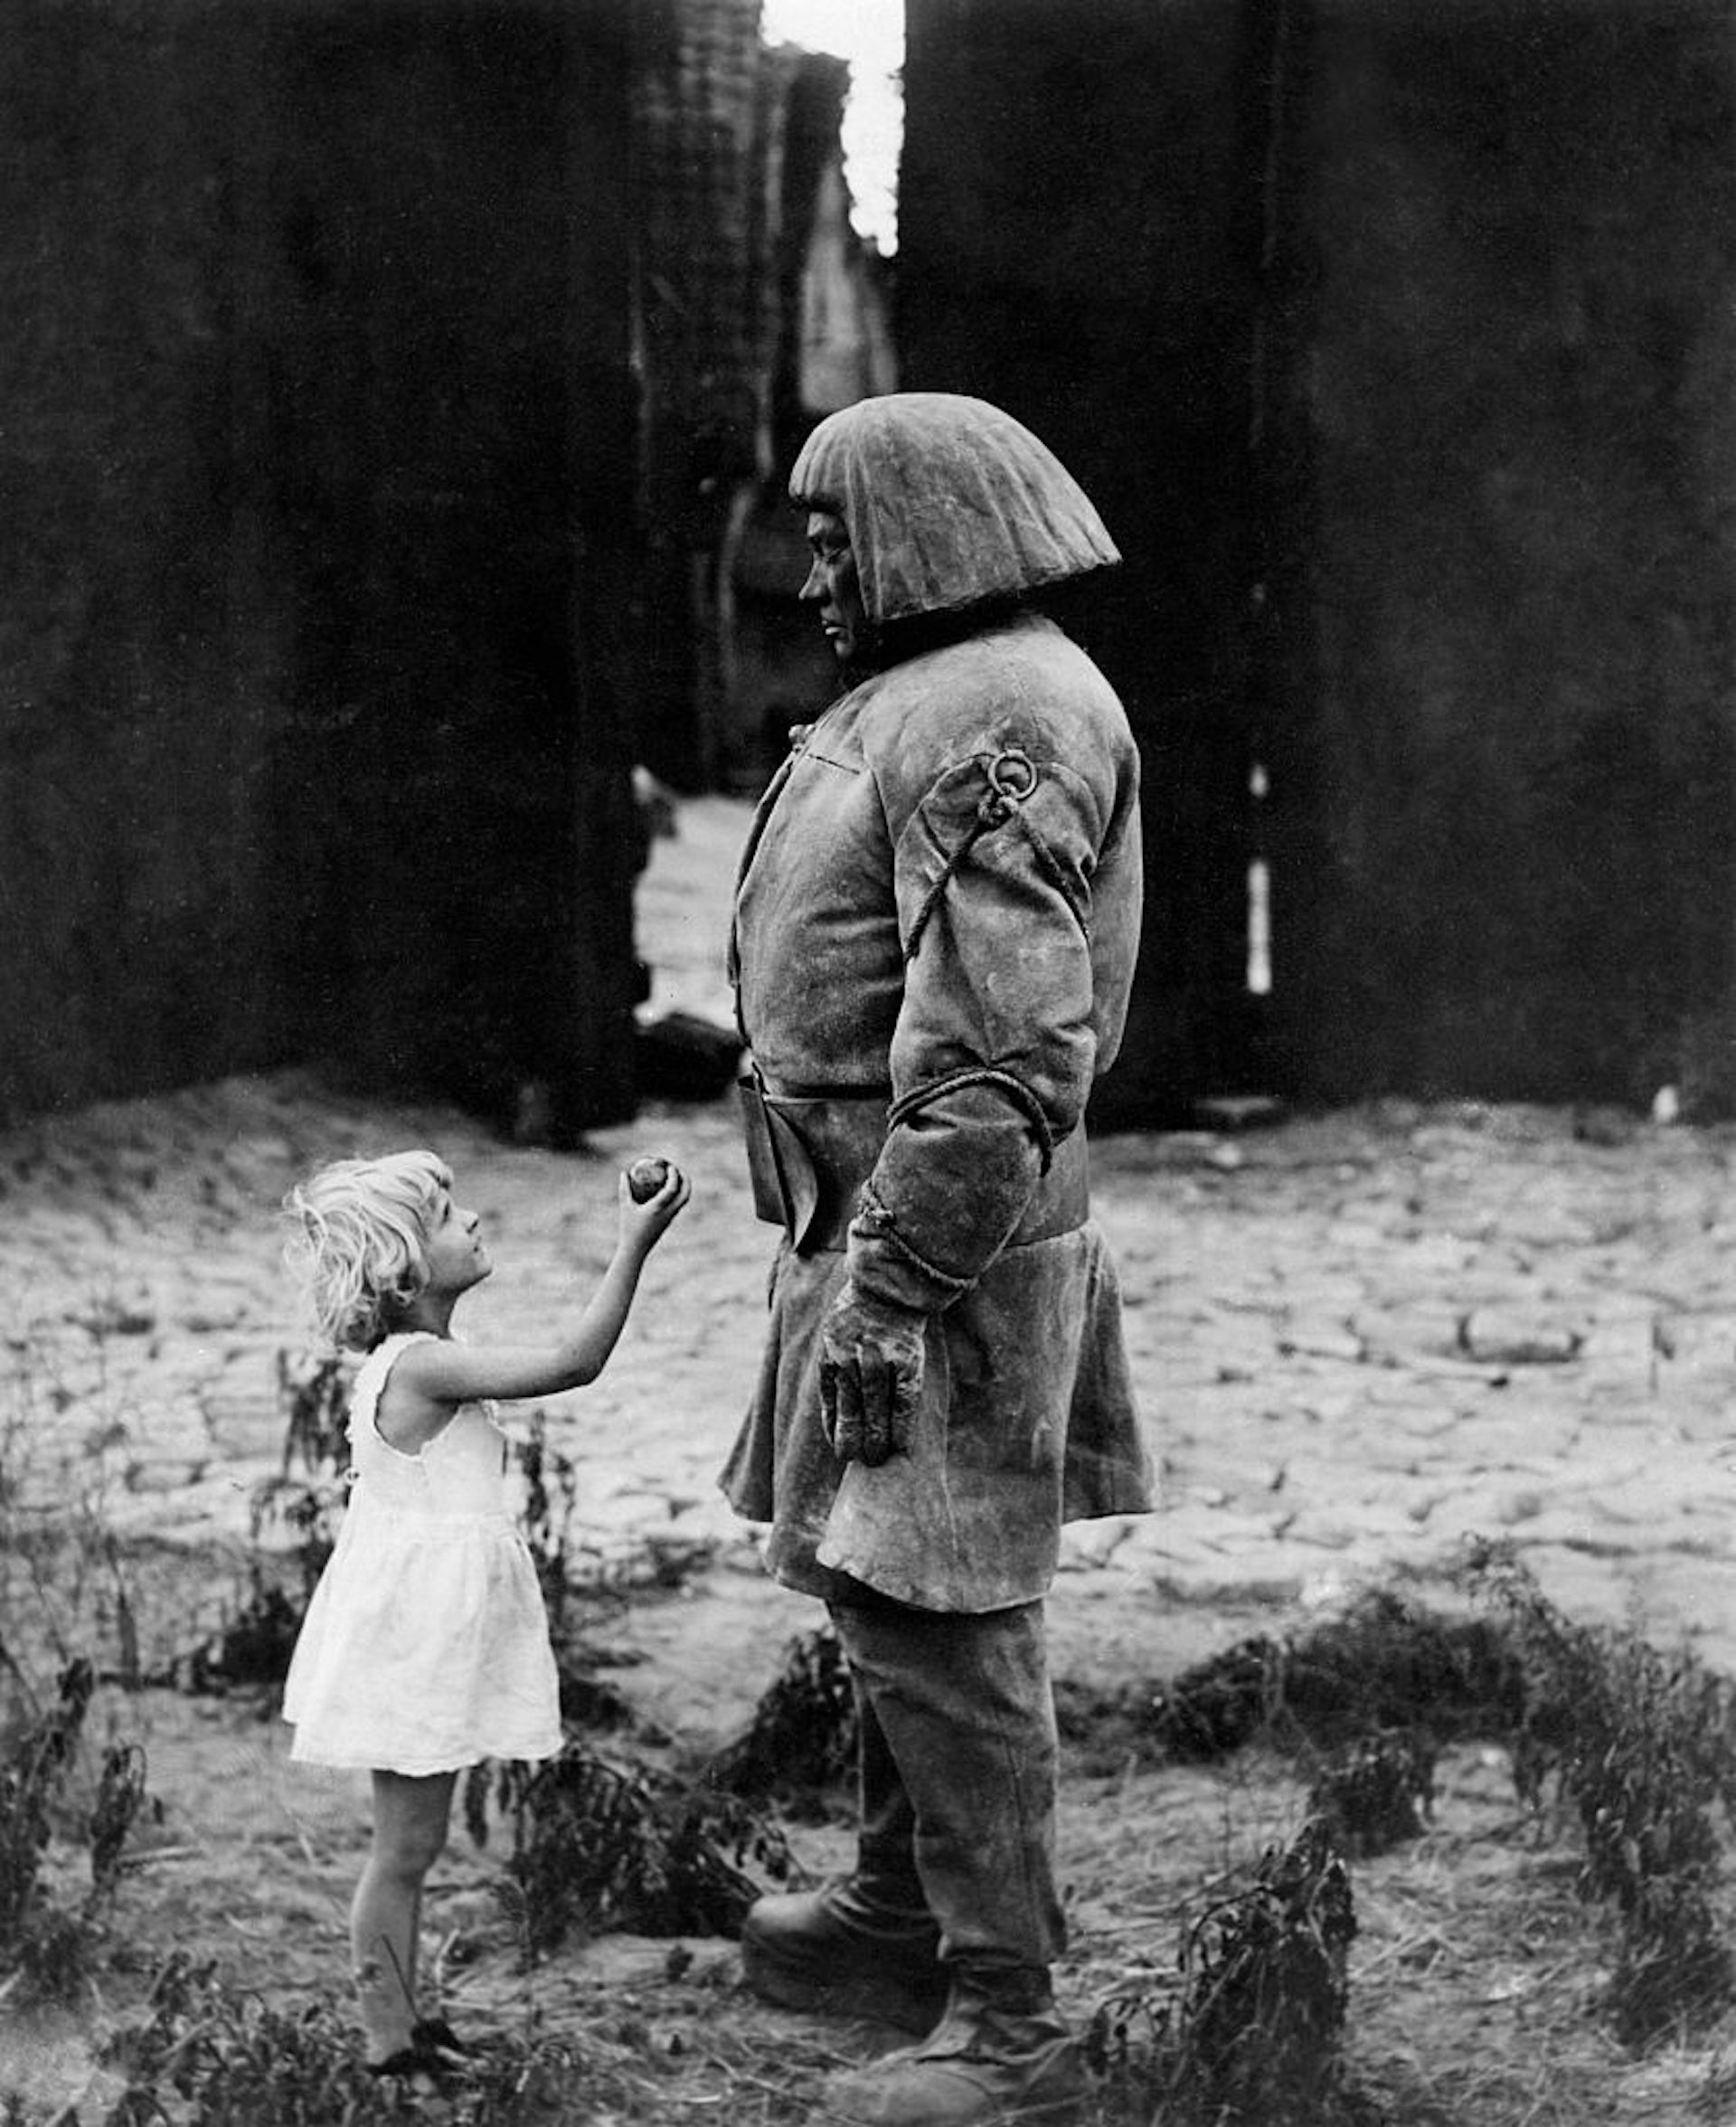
738;1073;1090;1256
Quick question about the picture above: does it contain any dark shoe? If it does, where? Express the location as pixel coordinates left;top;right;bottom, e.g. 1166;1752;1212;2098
741;1881;947;2033
363;2045;454;2092
816;1966;1084;2125
410;2017;475;2058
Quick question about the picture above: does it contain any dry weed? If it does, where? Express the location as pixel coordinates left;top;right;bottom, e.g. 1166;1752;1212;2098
703;1625;856;1812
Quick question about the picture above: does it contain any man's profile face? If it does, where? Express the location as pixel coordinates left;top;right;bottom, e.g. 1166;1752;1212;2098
801;509;867;666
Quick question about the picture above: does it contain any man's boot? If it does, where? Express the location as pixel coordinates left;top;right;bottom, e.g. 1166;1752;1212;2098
741;1672;947;2032
816;1963;1085;2127
741;1876;946;2033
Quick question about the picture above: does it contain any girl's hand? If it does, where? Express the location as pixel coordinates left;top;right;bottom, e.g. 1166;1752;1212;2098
617;1157;690;1252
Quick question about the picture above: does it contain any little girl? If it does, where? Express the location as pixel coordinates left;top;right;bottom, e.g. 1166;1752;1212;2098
279;1146;689;2080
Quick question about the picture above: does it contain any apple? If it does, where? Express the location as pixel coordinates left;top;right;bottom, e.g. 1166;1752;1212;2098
627;1156;671;1203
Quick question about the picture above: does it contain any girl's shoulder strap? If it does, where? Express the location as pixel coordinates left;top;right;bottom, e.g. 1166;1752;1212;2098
351;1329;439;1428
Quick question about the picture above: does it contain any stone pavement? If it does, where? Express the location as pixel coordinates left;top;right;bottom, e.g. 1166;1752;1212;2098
2;794;1733;1680
1084;1100;1736;1666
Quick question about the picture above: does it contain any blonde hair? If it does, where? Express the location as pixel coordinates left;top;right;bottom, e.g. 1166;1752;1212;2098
283;1150;452;1352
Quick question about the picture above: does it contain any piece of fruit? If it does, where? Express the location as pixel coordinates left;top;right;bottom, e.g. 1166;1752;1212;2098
627;1156;671;1203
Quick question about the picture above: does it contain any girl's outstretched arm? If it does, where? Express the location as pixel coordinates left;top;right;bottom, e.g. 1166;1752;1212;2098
394;1165;691;1408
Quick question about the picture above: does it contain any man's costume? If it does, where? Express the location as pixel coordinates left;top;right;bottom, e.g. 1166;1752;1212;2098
723;393;1152;2127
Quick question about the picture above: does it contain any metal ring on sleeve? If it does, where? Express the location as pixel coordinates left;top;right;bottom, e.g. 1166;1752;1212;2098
986;747;1038;804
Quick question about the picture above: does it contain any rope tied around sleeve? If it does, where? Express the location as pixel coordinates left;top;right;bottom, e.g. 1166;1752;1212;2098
853;1178;976;1298
902;747;1041;963
889;1065;1057;1172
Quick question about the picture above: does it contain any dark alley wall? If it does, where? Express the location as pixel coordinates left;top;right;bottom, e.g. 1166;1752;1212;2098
3;11;278;1116
1275;0;1736;1105
13;0;1731;1125
900;0;1736;1115
898;0;1272;1120
2;0;643;1130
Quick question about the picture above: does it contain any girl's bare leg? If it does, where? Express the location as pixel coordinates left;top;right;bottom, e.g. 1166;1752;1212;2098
351;1769;457;2063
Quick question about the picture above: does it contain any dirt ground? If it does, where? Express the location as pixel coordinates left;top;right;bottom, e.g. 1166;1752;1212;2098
5;796;1736;2124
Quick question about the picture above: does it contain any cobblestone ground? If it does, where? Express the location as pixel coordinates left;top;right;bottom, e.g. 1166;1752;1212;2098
4;794;1734;1681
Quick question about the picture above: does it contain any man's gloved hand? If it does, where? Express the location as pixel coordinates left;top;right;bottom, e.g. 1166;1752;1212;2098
818;1279;928;1466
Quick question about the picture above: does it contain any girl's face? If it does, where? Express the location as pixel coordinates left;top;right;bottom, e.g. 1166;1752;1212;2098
420;1180;491;1299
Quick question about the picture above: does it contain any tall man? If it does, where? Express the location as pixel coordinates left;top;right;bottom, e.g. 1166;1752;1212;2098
723;392;1152;2127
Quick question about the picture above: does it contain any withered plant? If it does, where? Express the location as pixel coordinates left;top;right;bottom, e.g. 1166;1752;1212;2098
250;1348;353;1598
1307;1727;1438;1859
275;1347;352;1474
0;1656;149;2000
464;1740;791;1957
165;1350;354;1697
1461;1538;1736;2045
102;1952;593;2125
515;1410;583;1635
1090;1817;1363;2126
703;1625;857;1810
1146;1589;1524;1763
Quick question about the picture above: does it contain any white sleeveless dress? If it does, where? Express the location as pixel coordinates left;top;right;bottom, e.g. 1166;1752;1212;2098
282;1331;563;1774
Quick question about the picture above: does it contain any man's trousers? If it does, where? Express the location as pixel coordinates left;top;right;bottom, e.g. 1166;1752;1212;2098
829;1583;1065;1972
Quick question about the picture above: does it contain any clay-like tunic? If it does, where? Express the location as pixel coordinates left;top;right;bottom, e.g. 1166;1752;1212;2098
721;610;1154;1612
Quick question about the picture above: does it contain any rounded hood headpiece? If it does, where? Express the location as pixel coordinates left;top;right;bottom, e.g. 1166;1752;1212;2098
788;392;1119;623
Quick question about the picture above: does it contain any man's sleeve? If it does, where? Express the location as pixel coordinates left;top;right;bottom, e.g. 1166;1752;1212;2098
844;741;1108;1314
